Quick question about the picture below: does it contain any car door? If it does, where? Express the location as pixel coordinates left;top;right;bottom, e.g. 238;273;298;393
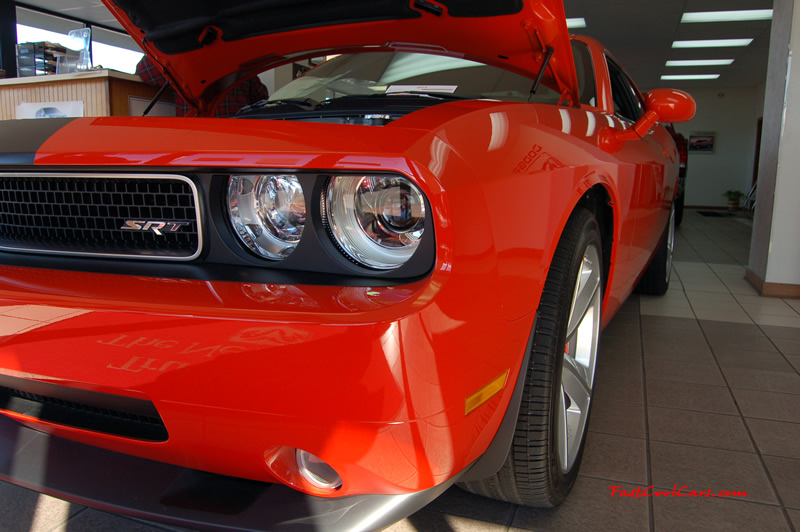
605;55;673;280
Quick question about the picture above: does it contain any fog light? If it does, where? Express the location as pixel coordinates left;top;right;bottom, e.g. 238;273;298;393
296;449;342;490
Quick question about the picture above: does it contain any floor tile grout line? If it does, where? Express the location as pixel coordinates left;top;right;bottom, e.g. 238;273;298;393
588;428;647;440
704;265;800;379
680;212;752;266
661;222;797;530
742;415;800;427
55;505;88;532
646;435;757;454
691;267;796;532
636;302;656;532
727;383;800;398
644;376;729;389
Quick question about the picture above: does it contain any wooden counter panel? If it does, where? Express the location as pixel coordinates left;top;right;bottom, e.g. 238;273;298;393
0;78;109;119
109;78;163;117
0;70;166;120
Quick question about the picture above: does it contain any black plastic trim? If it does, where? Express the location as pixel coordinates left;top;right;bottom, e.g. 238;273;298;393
0;414;467;531
0;374;167;442
0;153;35;165
0;169;435;287
458;315;535;482
0;118;74;156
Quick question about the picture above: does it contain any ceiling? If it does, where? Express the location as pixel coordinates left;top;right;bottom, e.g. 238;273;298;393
565;0;775;91
16;0;776;92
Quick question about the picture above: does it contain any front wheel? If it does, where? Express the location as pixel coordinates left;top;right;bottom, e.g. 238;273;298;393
635;203;675;296
674;193;685;226
459;208;603;507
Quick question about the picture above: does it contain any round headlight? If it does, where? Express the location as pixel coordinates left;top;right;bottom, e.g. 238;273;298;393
228;175;305;260
325;175;425;269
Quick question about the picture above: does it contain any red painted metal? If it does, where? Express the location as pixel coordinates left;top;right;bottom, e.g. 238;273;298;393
0;15;694;502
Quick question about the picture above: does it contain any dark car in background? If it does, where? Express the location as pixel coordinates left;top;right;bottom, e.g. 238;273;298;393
666;123;689;225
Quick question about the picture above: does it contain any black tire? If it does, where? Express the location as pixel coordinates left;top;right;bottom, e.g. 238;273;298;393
635;203;675;296
674;193;685;226
459;208;603;507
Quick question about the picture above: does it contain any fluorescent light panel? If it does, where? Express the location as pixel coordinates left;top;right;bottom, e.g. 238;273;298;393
681;9;773;23
666;59;734;67
566;18;586;29
673;39;753;48
661;74;721;80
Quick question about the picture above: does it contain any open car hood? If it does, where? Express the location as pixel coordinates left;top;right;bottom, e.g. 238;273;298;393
104;0;579;116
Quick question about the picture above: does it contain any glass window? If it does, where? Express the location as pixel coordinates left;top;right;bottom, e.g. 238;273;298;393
270;52;562;104
15;7;144;74
16;7;83;49
571;40;596;106
92;27;143;74
606;55;644;122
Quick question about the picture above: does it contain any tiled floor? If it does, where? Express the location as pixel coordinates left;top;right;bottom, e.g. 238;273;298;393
2;210;799;531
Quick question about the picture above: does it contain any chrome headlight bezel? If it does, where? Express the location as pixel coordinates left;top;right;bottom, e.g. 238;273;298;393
227;174;306;260
323;175;427;270
222;172;434;280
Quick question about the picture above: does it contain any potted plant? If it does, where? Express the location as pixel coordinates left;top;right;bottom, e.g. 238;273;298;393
723;189;745;211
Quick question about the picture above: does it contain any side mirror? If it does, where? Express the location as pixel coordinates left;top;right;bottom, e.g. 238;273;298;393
646;89;696;123
600;89;695;152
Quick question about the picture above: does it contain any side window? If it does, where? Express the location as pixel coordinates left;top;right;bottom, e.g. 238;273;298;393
606;55;644;122
571;40;597;106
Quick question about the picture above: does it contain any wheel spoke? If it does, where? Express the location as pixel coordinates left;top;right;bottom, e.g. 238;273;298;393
557;357;592;472
555;379;570;471
666;205;675;284
556;244;602;474
566;248;601;340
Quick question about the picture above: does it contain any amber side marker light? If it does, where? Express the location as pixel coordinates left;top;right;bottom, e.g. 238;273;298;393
465;371;509;415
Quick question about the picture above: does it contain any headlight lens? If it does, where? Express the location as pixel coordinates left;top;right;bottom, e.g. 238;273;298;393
325;175;425;269
228;175;305;260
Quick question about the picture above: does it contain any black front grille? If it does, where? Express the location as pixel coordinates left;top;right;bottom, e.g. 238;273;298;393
0;375;168;442
0;174;201;260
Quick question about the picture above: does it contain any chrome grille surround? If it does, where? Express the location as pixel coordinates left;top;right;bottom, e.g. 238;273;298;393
0;173;202;261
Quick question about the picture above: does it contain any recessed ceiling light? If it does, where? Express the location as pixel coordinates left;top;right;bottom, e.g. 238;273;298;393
566;18;587;29
661;74;721;80
666;59;735;67
681;10;773;23
673;39;753;48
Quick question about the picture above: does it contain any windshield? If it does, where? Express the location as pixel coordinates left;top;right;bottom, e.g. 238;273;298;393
270;52;561;104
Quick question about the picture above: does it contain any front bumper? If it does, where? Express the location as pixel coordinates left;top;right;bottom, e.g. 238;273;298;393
0;264;533;501
0;414;463;531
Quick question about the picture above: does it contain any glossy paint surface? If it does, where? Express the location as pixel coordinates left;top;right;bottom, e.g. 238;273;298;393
0;35;691;498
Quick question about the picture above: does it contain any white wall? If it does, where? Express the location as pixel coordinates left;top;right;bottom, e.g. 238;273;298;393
754;0;800;286
673;87;763;208
750;0;793;283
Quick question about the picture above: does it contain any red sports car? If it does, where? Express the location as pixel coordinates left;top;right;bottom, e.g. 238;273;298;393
0;1;694;530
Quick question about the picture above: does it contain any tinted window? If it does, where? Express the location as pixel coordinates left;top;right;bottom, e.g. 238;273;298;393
606;55;644;122
572;40;596;106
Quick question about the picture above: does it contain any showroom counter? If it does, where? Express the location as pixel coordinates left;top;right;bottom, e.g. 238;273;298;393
0;69;167;119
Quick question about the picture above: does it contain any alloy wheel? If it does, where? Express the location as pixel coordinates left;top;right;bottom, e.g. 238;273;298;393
555;244;601;473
